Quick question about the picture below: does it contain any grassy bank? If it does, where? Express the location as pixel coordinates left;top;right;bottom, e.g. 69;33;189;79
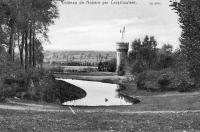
0;109;200;132
0;70;87;104
56;80;86;103
0;80;200;131
55;72;200;111
1;72;198;131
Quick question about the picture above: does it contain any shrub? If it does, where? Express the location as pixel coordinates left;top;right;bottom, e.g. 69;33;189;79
158;74;171;86
175;71;196;92
177;80;195;92
154;53;174;70
136;72;146;90
157;70;175;91
0;63;59;102
127;60;146;74
0;51;26;100
0;84;18;100
136;69;196;92
0;66;87;103
38;74;58;102
136;70;160;91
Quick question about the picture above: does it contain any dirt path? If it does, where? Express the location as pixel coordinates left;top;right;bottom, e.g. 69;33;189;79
0;91;199;115
0;103;67;112
1;101;200;115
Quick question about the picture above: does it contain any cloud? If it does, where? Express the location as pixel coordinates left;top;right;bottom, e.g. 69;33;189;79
46;0;181;51
47;16;180;51
56;16;158;35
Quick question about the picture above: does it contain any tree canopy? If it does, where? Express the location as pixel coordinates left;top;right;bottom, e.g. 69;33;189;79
170;0;200;83
0;0;63;70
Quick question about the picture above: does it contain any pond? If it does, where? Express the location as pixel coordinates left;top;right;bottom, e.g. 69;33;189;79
61;79;135;106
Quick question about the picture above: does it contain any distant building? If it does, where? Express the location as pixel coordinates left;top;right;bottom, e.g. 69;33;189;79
116;42;129;75
116;27;129;75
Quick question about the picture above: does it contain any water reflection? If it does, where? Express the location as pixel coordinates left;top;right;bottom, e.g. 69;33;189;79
62;79;135;106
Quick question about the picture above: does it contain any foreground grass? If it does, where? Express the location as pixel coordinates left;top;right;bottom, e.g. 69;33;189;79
2;72;200;131
1;91;200;131
0;109;200;132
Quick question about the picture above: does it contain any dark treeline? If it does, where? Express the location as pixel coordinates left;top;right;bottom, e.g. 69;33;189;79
0;0;68;102
127;35;194;92
171;0;200;85
0;0;64;70
98;58;116;72
51;61;97;66
128;35;174;73
124;0;200;92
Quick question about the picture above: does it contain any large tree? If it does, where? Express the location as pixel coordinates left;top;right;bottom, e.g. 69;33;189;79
0;0;63;70
171;0;200;83
128;35;157;73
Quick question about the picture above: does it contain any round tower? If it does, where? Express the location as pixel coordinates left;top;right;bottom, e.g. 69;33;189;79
116;42;129;75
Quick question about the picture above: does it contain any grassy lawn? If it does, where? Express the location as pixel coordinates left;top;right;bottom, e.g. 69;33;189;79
0;90;199;131
0;109;200;132
2;72;200;131
0;90;200;131
116;84;200;111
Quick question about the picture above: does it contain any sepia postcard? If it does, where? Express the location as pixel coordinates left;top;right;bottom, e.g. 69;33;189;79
0;0;200;131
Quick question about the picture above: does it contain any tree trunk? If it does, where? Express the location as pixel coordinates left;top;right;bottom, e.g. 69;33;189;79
32;30;36;67
19;33;25;66
12;40;15;61
29;25;32;67
25;31;28;71
8;24;14;60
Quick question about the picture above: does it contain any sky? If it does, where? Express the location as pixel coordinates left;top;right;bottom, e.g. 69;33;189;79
44;0;181;51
